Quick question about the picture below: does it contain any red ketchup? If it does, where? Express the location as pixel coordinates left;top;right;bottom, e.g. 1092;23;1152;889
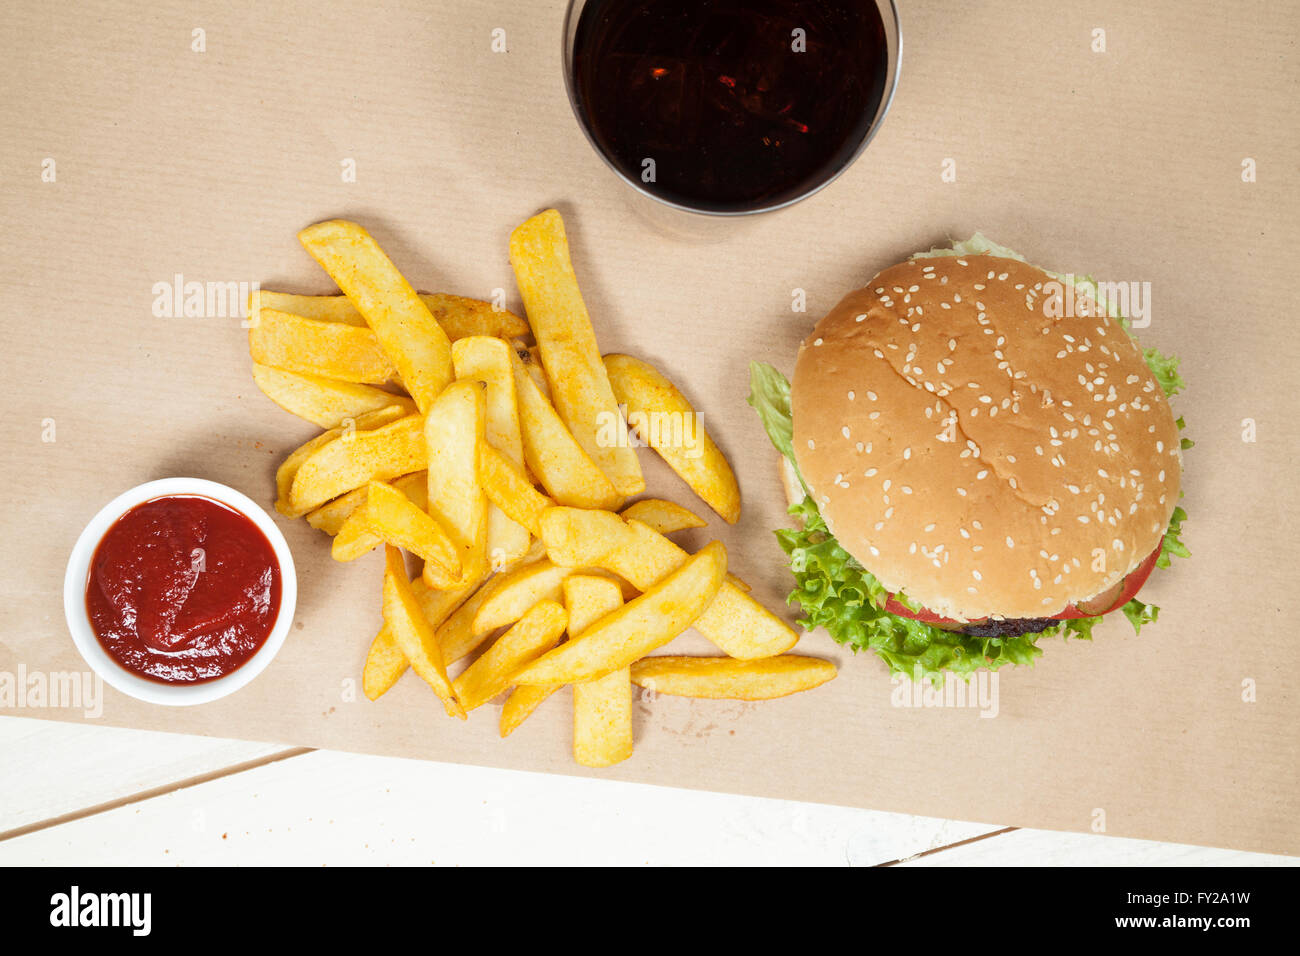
86;495;281;684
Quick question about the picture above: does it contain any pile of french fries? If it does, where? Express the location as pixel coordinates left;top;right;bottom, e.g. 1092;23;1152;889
248;209;836;767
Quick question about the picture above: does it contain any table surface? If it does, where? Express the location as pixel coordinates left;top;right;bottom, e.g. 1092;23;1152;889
1;716;1294;865
3;0;1297;865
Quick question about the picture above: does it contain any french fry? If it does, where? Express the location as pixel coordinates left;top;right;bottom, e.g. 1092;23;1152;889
330;476;436;561
452;600;567;712
477;442;553;536
434;572;502;666
423;380;489;588
249;308;398;384
423;294;530;343
520;345;551;400
604;353;741;523
298;220;453;413
433;539;546;666
607;519;798;660
566;575;633;768
288;413;426;515
453;336;529;568
305;471;427;535
617;499;750;592
472;559;570;633
250;290;529;339
515;540;727;685
250;289;369;326
551;511;790;654
252;363;415;429
538;506;633;568
619;498;706;535
362;623;409;700
499;684;559;738
331;507;381;562
630;655;836;700
306;485;367;535
493;530;582;738
509;210;644;496
381;546;464;718
509;350;621;510
274;406;409;517
565;574;628;641
334;482;462;586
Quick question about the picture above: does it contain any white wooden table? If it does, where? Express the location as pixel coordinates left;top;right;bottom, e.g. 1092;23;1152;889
2;717;1293;866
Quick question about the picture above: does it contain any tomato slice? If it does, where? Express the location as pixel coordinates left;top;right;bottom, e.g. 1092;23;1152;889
884;545;1161;626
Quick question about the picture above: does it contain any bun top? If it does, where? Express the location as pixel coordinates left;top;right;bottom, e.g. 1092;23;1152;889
791;254;1182;620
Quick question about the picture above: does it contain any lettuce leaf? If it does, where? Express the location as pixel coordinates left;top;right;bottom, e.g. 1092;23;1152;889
747;236;1191;683
746;361;808;493
1143;348;1186;398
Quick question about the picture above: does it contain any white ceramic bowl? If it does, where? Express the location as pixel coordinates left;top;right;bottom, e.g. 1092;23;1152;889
64;477;297;706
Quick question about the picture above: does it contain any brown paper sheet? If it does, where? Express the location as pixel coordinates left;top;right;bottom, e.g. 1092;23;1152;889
2;0;1297;855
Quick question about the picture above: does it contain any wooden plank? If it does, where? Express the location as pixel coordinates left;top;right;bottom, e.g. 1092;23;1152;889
899;826;1300;867
0;717;297;834
0;746;999;865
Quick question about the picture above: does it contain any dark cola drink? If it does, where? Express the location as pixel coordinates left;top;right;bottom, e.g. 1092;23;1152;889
570;0;889;213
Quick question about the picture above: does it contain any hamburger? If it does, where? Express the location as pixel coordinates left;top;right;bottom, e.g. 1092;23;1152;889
749;235;1190;680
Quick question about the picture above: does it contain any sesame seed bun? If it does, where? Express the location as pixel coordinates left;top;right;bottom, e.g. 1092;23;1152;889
791;254;1182;621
